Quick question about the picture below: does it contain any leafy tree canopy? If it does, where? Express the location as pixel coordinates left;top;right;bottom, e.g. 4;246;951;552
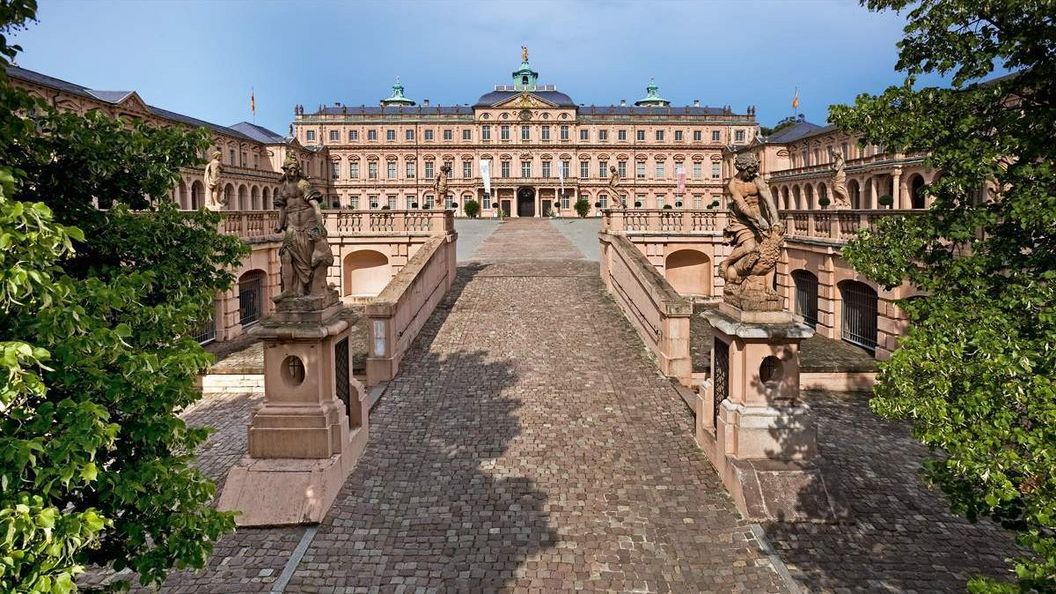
0;1;245;590
833;1;1056;591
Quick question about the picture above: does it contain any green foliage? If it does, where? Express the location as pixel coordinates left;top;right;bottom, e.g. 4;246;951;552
574;199;590;218
833;1;1056;590
463;199;480;218
877;194;893;207
0;2;244;589
818;196;831;208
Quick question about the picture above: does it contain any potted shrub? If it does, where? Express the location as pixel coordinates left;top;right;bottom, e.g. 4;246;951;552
709;200;721;209
464;199;480;218
878;194;894;209
818;196;831;209
574;199;590;218
410;202;419;209
634;201;642;208
675;200;683;208
662;204;673;210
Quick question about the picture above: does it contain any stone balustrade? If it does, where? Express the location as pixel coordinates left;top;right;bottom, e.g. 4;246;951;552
219;210;455;241
782;209;915;243
602;209;725;235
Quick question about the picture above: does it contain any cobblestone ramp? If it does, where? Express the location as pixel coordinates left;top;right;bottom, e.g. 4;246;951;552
284;218;786;592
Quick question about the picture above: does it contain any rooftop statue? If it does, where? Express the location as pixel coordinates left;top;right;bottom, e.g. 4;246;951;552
204;150;225;210
722;153;784;310
608;165;626;209
830;148;851;209
433;164;451;208
273;153;335;300
521;45;529;63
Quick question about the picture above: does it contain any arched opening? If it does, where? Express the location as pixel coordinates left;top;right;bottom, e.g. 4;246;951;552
238;269;267;327
792;185;802;209
238;185;249;210
848;179;861;209
791;270;819;329
863;178;874;209
262;187;271;210
517;187;535;217
190;180;204;210
177;180;189;210
909;174;926;209
343;250;391;297
781;186;790;210
665;250;711;296
818;183;828;206
804;184;814;209
251;186;261;210
839;280;878;352
223;183;235;210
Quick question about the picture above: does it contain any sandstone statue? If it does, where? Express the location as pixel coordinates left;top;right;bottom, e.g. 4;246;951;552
204;150;225;210
273;153;335;300
608;166;626;209
829;148;850;209
722;153;784;310
433;164;451;208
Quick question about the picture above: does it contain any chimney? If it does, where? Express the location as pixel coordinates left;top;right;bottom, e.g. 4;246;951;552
619;99;626;106
693;99;700;107
423;99;430;106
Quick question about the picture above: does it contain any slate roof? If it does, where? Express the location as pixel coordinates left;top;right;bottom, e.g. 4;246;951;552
474;89;576;108
229;121;287;144
313;105;474;116
5;65;284;143
765;120;835;143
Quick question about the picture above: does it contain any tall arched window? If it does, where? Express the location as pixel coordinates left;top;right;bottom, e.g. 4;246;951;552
840;280;878;351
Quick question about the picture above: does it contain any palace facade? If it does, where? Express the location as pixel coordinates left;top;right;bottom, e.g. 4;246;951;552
293;55;759;217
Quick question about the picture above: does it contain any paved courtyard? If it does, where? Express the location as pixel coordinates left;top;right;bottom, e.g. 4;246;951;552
138;218;1019;593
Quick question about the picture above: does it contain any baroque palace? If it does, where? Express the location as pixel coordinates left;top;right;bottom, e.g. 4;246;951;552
6;52;935;360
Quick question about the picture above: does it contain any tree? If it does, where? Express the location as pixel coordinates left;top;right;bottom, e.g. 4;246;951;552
0;2;244;590
832;1;1056;591
463;199;480;218
574;199;590;218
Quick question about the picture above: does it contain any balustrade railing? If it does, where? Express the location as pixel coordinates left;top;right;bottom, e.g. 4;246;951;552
603;209;724;234
781;209;916;242
219;210;454;240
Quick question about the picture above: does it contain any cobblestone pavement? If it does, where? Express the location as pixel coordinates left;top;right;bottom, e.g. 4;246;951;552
548;218;602;262
454;218;502;261
765;390;1021;593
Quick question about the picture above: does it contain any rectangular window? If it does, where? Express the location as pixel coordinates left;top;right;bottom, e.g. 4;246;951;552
306;130;316;142
349;130;358;141
542;161;551;178
500;125;510;141
521;160;531;177
655;130;665;141
693;130;702;142
579;160;589;179
618;129;627;141
521;125;530;141
241;152;246;167
693;162;702;179
350;162;359;178
405;129;415;141
560;125;569;140
424;129;434;141
368;161;378;179
560;160;570;178
580;129;589;141
636;130;645;141
368;194;378;209
501;160;511;177
675;130;683;141
617;161;626;177
463;129;472;141
599;129;608;141
331;162;339;179
656;195;666;209
711;162;721;179
541;125;551;140
424;161;434;178
735;130;746;142
443;129;453;141
694;195;703;209
561;192;570;209
599;194;608;209
349;196;360;210
329;130;339;142
599;160;608;178
406;161;415;178
367;129;377;141
841;142;849;158
386;129;396;141
655;162;665;179
388;195;397;210
712;130;721;142
636;193;646;208
387;161;396;179
483;193;492;210
636;162;645;178
481;125;491;140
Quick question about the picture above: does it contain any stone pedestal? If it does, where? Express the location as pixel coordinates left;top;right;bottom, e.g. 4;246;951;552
217;290;369;526
696;303;842;522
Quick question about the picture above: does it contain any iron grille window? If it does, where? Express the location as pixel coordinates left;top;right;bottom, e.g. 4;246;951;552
792;271;819;329
193;314;216;344
841;282;878;351
713;338;729;428
335;337;353;426
238;275;264;327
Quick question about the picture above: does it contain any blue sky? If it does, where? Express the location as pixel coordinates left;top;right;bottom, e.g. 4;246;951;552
12;0;933;134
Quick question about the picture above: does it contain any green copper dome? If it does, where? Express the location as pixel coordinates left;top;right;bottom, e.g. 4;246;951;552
380;76;415;106
634;79;670;107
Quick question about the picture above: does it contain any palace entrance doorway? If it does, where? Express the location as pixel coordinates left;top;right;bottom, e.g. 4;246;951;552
517;187;535;217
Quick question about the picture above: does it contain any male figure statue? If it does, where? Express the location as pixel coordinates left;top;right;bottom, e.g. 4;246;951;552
273;154;334;300
204;150;225;210
723;153;782;294
608;165;626;209
829;148;850;208
434;164;451;208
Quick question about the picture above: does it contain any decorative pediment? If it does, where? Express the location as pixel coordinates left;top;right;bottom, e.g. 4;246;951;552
540;153;553;160
616;153;629;161
461;154;474;161
385;155;398;161
776;149;790;157
499;153;513;160
672;153;685;162
422;154;436;161
519;153;532;160
635;154;648;162
365;154;380;161
596;153;610;159
710;154;723;162
479;153;494;160
691;154;705;162
492;92;557;110
558;153;572;160
441;154;455;161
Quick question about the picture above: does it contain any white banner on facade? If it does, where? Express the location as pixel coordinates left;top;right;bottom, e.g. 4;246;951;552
480;159;492;196
558;159;565;194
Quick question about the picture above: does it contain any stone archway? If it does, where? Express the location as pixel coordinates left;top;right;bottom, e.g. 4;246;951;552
517;187;535;217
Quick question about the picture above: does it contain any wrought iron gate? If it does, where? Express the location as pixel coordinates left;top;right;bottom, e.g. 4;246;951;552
841;282;878;351
792;271;819;329
335;337;352;426
713;337;729;428
238;275;263;327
